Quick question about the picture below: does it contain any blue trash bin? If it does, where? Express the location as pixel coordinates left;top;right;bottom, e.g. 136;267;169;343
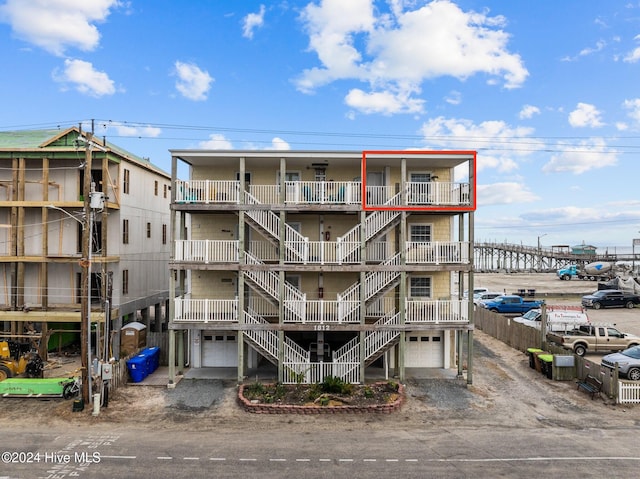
145;347;160;373
126;354;148;383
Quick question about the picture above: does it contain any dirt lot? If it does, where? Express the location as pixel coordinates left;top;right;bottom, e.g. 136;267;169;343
1;272;637;432
1;328;636;433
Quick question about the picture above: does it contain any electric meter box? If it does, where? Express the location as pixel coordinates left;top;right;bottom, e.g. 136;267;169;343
101;363;113;380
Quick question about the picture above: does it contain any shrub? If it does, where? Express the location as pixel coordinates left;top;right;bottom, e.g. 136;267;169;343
245;381;265;399
320;376;352;395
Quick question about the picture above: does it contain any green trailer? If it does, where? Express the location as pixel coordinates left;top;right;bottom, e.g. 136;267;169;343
0;377;72;398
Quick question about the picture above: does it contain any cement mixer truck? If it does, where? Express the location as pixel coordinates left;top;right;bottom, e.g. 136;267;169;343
557;261;630;281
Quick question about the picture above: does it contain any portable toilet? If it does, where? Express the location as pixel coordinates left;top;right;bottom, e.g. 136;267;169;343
120;322;147;357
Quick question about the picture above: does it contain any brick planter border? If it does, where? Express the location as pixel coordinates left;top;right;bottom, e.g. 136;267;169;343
238;382;404;414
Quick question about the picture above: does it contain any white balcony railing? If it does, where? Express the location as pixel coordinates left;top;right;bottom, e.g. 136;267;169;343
283;362;360;384
174;298;238;322
405;299;469;323
175;180;240;203
248;185;279;204
285;181;361;205
175;240;239;263
365;186;395;206
283;300;361;323
406;182;470;205
406;241;470;264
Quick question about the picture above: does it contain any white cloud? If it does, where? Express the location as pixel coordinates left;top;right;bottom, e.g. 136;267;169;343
624;34;640;63
344;88;424;114
199;134;234;149
295;0;528;114
519;104;540;119
568;102;604;128
623;98;640;126
53;59;116;97
419;116;538;172
174;61;214;101
477;182;539;206
542;138;618;174
444;90;461;105
97;121;162;138
266;137;290;150
242;5;266;39
0;0;119;56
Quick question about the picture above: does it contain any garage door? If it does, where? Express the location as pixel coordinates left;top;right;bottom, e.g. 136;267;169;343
202;332;238;367
405;332;444;368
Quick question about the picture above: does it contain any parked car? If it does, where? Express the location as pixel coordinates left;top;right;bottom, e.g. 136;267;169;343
474;291;503;308
463;287;489;299
547;325;640;357
479;295;545;314
601;346;640;381
581;289;640;309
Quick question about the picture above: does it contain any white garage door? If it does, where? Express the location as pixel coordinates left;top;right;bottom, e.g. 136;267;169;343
405;332;444;368
202;332;238;367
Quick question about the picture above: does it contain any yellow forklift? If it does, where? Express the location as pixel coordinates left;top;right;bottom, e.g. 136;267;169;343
0;340;43;381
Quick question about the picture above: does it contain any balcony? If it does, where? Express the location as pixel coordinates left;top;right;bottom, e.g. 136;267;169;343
174;239;468;265
285;181;361;205
406;241;470;264
175;180;240;203
406;182;470;206
174;298;239;323
405;299;469;323
175;179;471;208
174;240;238;263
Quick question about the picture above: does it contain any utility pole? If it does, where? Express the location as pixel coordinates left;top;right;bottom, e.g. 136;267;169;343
80;134;93;404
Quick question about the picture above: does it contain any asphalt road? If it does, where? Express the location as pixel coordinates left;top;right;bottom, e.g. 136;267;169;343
2;424;640;479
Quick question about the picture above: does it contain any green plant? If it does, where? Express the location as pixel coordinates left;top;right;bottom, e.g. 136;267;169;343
319;396;330;406
245;381;265;399
273;382;286;400
320;375;351;394
386;380;399;392
363;386;374;398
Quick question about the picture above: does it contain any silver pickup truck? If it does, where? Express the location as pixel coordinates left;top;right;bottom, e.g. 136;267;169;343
547;324;640;356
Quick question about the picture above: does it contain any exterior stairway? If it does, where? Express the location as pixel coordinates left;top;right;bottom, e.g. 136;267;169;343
244;192;308;262
244;308;309;367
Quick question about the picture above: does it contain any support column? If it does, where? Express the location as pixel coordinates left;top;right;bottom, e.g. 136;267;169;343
359;210;366;382
398;210;407;382
168;329;176;387
168;155;178;386
177;329;184;376
467;210;475;385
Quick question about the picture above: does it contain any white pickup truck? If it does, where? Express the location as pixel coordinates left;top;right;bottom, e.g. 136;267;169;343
547;324;640;357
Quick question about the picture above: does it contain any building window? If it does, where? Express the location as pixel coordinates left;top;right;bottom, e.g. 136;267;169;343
163;184;168;198
122;219;129;244
146;222;151;238
409;172;431;183
410;224;432;243
123;169;130;194
154;180;158;196
162;224;167;244
410;277;431;298
122;269;129;295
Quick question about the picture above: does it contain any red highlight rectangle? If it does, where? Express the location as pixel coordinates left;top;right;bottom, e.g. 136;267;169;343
361;150;476;212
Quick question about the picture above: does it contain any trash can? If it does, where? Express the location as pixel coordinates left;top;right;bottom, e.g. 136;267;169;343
538;354;553;379
126;354;148;383
145;347;160;373
527;348;544;369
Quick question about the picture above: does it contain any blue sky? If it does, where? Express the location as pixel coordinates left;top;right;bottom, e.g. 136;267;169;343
1;0;640;252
